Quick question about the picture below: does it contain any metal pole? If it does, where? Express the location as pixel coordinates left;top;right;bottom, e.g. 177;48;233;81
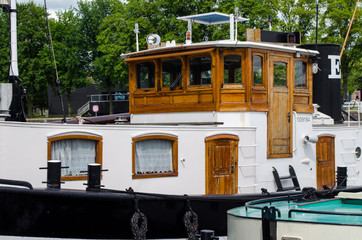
9;0;18;77
315;0;319;49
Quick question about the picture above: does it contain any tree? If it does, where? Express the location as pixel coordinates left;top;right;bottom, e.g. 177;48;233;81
0;11;10;83
16;1;50;117
51;8;92;115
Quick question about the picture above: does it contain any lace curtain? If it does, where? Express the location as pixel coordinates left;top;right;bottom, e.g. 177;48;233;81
51;139;96;176
135;139;173;174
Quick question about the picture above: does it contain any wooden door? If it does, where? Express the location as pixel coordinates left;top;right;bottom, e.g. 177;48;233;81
205;135;239;195
267;57;293;158
316;135;335;190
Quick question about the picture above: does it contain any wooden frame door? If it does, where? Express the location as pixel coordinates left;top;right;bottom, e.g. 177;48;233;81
205;135;239;195
316;135;335;190
267;56;293;158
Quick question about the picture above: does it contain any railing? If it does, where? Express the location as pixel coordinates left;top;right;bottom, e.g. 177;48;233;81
77;101;90;116
342;100;361;127
90;93;129;103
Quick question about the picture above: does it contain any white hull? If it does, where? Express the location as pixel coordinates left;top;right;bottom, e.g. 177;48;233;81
228;214;362;240
0;110;361;194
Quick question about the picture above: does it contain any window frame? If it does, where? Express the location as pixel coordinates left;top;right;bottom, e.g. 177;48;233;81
187;54;213;89
47;134;103;181
160;57;183;91
221;50;245;89
294;59;308;89
252;54;264;86
134;60;158;93
132;135;178;179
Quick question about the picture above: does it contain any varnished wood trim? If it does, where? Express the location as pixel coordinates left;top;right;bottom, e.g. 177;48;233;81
124;48;216;62
205;134;240;142
132;135;178;179
47;134;103;181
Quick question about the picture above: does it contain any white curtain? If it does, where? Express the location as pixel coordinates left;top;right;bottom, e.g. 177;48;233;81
135;139;173;174
51;139;96;176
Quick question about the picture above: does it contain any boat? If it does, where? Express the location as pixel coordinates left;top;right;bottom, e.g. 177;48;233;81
0;4;361;238
227;189;362;240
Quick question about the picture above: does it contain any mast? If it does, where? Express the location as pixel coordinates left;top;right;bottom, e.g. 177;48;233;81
7;0;26;121
340;0;360;58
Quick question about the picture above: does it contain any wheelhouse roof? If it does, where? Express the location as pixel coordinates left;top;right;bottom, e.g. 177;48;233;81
121;40;319;60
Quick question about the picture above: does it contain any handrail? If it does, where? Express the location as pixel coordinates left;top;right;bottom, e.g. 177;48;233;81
245;194;302;217
288;208;362;219
0;178;33;189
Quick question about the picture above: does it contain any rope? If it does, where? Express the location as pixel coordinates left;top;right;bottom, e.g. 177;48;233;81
183;198;198;240
131;198;147;240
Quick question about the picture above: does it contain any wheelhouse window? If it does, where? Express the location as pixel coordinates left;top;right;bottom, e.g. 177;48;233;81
162;58;182;89
136;61;155;89
253;55;263;85
132;135;178;179
295;61;307;88
189;55;212;85
48;135;102;181
224;54;242;84
274;62;287;86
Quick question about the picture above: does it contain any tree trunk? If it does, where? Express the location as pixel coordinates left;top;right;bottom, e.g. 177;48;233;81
27;97;33;118
67;90;72;116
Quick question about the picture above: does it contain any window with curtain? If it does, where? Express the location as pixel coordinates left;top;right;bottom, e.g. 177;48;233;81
132;135;178;179
48;135;102;181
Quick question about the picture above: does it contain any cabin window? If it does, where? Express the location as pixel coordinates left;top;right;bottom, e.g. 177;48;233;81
274;62;287;86
224;54;242;84
253;55;263;85
189;56;212;85
132;135;178;179
48;135;103;181
162;58;182;88
295;61;307;88
136;61;155;89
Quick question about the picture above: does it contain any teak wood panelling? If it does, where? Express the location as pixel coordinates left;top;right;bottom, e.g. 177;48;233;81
316;135;335;190
267;55;293;158
251;50;268;111
293;58;314;113
205;135;239;195
127;47;313;117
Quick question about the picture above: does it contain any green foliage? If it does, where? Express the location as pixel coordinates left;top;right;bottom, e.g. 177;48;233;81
0;11;9;83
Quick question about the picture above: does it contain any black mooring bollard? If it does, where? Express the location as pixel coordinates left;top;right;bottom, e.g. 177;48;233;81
200;230;217;240
39;160;63;189
83;163;107;191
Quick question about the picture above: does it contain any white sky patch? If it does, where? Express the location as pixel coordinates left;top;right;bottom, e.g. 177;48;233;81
16;0;86;19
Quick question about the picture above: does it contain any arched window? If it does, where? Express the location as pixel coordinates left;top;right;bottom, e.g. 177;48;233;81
48;134;102;181
132;135;178;179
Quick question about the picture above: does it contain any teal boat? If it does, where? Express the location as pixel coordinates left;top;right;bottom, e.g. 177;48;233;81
228;190;362;240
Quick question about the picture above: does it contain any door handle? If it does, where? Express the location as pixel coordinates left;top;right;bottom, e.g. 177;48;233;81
288;113;291;123
229;162;234;174
318;159;324;162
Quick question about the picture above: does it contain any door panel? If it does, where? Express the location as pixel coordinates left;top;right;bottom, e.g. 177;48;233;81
268;57;293;158
205;136;238;195
316;136;335;190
